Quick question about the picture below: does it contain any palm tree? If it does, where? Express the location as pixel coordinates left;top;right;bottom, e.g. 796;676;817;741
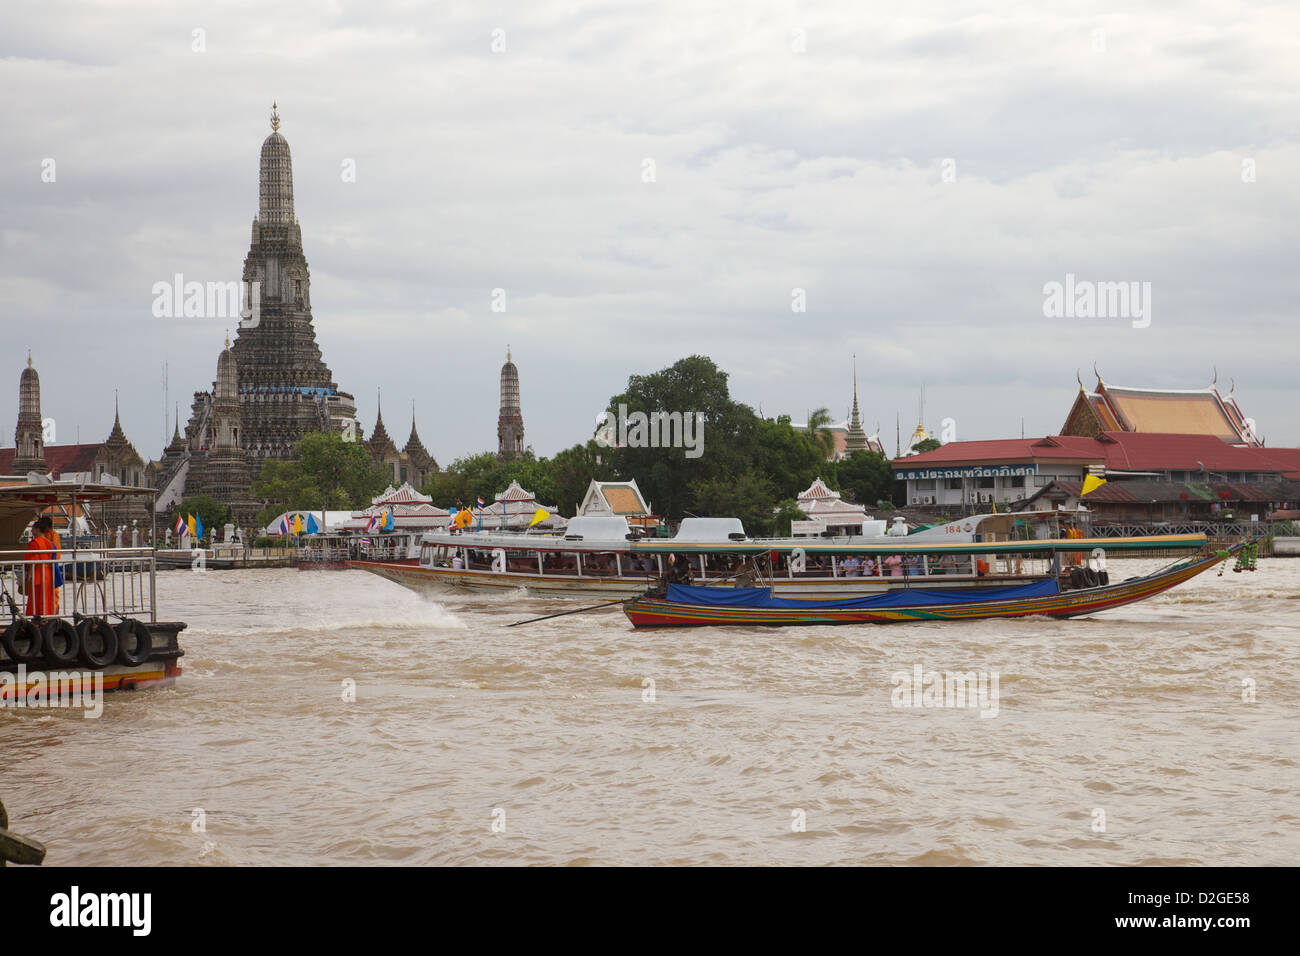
806;407;836;461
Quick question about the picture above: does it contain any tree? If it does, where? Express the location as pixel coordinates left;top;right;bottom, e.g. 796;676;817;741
753;417;826;501
169;495;229;541
604;355;757;519
771;498;808;536
805;407;836;461
690;472;779;536
913;437;942;454
836;450;894;507
253;431;390;526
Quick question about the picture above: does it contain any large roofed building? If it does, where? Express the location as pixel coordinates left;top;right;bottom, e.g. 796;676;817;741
893;374;1299;511
1061;374;1257;444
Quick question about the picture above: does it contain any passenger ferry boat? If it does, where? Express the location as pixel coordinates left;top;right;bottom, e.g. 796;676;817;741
0;480;185;701
349;509;1150;600
623;533;1249;627
295;530;423;569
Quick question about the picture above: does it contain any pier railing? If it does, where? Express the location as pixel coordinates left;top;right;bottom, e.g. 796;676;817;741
0;547;156;625
1090;521;1295;538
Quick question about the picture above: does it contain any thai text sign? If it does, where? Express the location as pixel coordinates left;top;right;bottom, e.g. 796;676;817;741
896;465;1039;480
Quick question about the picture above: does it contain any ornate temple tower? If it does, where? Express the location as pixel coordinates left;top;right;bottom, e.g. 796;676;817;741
844;359;869;454
13;353;46;474
228;103;359;461
497;349;524;460
187;340;257;523
402;409;437;487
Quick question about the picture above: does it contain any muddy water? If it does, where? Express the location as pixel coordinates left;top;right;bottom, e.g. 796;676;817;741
2;557;1296;865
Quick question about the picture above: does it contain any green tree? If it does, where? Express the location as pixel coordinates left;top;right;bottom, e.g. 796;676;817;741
252;431;390;526
836;450;894;507
913;437;942;453
771;498;808;537
805;407;836;461
690;472;779;536
604;355;757;519
169;494;229;542
753;417;826;501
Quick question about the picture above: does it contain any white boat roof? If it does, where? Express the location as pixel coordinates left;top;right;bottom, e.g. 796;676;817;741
560;516;633;540
672;517;746;541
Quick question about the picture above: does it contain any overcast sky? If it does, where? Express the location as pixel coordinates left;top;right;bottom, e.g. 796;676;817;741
3;0;1298;465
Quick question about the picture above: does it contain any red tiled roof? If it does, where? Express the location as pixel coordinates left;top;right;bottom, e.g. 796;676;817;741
895;432;1300;476
0;443;102;478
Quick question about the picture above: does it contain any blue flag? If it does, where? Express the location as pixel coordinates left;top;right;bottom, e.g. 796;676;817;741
195;514;205;541
306;514;320;534
384;509;394;532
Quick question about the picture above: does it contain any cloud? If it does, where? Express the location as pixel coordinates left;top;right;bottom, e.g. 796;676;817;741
2;0;1298;463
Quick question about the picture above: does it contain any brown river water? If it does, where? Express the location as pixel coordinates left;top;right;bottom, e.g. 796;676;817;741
2;557;1297;866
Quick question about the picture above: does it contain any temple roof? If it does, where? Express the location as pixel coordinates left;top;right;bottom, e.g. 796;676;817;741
1062;379;1256;444
495;479;536;503
403;411;430;459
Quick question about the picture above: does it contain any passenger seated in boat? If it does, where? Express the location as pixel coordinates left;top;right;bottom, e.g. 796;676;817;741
863;557;878;577
451;554;464;570
667;555;693;585
841;555;862;577
733;557;758;588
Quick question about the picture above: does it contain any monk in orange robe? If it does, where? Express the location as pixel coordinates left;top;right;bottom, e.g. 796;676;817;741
24;515;57;617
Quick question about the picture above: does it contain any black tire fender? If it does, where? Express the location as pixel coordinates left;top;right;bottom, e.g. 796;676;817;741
115;618;153;666
77;618;118;670
41;618;80;666
2;619;43;663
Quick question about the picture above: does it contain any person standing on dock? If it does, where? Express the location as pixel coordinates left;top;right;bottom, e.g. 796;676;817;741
23;516;57;616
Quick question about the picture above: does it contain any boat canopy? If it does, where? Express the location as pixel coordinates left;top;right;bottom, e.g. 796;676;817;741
628;533;1207;555
672;517;746;542
0;480;155;546
665;578;1060;610
562;516;634;540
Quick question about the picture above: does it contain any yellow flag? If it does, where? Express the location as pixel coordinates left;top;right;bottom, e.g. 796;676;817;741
454;509;473;529
293;513;303;534
1081;475;1108;496
186;513;196;536
528;507;550;528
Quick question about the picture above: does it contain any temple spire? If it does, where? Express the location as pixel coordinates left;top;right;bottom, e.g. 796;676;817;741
845;355;869;454
270;101;280;132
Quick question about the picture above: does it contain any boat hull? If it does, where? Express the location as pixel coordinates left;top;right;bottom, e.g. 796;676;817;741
622;552;1226;628
348;560;1049;600
1;622;186;699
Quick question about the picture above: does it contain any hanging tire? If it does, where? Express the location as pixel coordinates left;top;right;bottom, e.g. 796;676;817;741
2;619;43;663
77;618;118;670
41;619;80;666
115;619;152;667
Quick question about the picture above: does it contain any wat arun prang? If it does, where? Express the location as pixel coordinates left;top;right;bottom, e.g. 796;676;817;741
163;106;361;524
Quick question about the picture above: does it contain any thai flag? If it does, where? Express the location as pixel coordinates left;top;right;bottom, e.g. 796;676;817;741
365;512;379;532
279;515;289;535
476;497;486;508
174;514;184;535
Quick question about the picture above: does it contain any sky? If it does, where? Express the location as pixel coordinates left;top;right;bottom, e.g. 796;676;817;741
2;0;1298;465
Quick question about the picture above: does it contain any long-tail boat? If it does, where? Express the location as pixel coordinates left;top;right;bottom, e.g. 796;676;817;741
622;534;1253;628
